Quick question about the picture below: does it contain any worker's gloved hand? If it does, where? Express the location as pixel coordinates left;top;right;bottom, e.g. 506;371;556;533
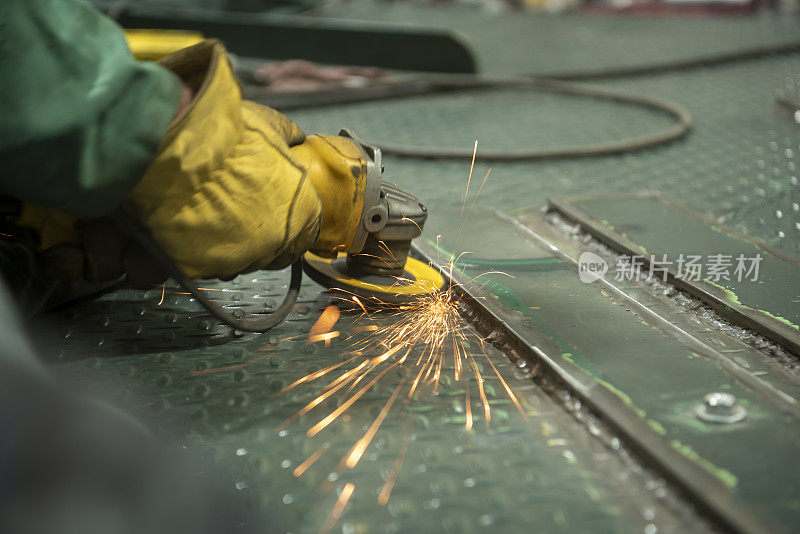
128;39;371;278
18;39;371;283
127;39;322;279
15;206;169;287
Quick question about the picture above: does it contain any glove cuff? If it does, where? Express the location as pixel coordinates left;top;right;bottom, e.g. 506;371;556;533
156;39;242;173
125;40;322;279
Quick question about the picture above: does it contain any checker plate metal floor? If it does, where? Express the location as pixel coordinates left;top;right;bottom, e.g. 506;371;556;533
34;273;703;533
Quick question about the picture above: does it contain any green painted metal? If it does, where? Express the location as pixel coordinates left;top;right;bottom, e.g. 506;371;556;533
421;208;800;533
33;269;695;533
513;207;800;403
546;192;800;357
565;192;799;327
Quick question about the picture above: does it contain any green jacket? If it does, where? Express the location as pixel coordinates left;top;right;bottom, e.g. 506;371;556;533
0;0;182;217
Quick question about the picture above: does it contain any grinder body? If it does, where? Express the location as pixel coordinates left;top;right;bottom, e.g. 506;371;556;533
303;131;443;302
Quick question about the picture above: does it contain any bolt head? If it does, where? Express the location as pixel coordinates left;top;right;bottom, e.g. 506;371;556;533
696;391;746;424
704;392;736;414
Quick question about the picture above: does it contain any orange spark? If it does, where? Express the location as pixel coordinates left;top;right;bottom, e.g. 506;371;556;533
293;444;329;477
351;325;379;333
351;296;369;315
461;140;478;216
471;357;491;431
463;168;492;224
465;389;473;430
307;331;340;346
400;216;423;234
309;305;341;338
378;437;411;505
319;483;355;534
344;377;406;469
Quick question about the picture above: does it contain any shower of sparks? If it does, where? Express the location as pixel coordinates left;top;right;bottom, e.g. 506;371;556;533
279;256;526;499
163;140;533;533
273;138;529;525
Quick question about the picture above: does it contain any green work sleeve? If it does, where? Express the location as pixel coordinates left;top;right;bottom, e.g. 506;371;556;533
0;0;183;217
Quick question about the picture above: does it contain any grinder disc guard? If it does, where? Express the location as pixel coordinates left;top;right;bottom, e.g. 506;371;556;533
304;131;443;304
303;252;445;304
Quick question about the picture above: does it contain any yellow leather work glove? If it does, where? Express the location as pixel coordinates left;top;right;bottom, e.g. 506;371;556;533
129;39;375;279
15;206;172;286
19;39;372;284
128;39;321;279
289;134;368;258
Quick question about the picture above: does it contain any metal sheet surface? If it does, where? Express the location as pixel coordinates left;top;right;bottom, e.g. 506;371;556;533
546;192;800;354
420;208;800;533
560;192;800;326
32;270;699;533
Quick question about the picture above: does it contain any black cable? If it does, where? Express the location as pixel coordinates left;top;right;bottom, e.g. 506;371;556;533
252;39;800;160
358;76;693;161
112;210;302;333
534;40;800;81
257;74;692;161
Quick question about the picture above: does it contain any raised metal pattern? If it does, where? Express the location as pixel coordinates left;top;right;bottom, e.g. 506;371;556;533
33;269;700;533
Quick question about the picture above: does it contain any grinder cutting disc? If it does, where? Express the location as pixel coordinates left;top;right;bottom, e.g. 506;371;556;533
303;252;445;304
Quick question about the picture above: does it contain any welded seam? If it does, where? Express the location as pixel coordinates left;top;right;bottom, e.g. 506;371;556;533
494;209;800;418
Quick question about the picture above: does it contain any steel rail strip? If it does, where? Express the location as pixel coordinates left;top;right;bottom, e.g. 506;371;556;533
411;228;776;534
548;196;800;357
495;210;800;418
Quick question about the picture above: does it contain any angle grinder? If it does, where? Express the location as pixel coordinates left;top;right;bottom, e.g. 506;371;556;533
302;130;444;304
